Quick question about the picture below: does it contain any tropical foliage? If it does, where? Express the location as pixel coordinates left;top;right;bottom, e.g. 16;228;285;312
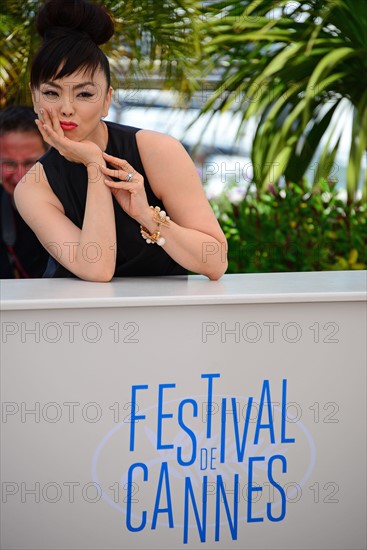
0;0;201;107
210;178;367;273
198;0;367;203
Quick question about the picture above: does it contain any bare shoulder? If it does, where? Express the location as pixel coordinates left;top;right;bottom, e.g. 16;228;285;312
136;128;182;147
136;129;187;162
136;129;200;197
136;131;225;242
14;161;64;214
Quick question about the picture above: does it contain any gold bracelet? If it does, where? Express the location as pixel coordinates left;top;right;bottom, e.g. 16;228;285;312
140;206;170;246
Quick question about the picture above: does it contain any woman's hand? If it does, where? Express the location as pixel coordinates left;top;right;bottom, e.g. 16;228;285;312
101;152;150;223
36;107;103;166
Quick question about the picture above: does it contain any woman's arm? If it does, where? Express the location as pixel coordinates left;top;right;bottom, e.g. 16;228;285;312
102;130;228;280
14;160;117;282
14;109;118;281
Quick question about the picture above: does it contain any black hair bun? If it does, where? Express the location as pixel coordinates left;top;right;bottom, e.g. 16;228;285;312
36;0;114;45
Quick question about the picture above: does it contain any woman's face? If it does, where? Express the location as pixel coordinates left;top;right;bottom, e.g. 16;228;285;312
31;67;112;144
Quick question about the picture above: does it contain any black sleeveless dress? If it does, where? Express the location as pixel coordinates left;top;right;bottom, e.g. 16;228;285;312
39;121;187;278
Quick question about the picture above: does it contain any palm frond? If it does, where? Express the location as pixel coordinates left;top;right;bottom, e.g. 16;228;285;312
198;0;367;200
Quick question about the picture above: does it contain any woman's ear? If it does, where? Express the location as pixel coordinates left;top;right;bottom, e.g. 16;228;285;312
29;83;40;115
102;86;113;117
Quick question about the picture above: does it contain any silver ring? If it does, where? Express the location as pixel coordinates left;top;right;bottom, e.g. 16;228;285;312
125;172;133;182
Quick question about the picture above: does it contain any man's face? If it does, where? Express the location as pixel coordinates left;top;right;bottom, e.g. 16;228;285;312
0;131;46;198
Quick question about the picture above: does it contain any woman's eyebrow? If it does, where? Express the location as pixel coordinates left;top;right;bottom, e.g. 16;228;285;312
42;80;96;90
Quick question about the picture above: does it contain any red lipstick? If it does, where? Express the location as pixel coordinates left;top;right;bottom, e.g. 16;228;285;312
60;121;78;131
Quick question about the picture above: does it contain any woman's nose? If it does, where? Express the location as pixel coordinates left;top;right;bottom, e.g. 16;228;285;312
61;99;75;117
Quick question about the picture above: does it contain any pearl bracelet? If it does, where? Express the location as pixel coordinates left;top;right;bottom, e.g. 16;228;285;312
140;206;170;246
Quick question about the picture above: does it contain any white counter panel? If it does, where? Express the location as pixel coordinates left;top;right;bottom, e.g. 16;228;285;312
1;273;366;549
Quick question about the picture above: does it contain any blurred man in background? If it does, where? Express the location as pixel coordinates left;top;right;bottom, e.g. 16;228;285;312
0;105;49;278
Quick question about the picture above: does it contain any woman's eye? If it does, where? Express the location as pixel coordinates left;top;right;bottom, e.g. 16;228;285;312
42;90;58;97
78;92;94;98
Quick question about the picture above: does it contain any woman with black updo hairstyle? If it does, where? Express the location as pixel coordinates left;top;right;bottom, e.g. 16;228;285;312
15;0;227;281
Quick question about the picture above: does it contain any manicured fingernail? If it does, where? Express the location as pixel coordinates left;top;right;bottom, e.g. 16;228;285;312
39;108;44;115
